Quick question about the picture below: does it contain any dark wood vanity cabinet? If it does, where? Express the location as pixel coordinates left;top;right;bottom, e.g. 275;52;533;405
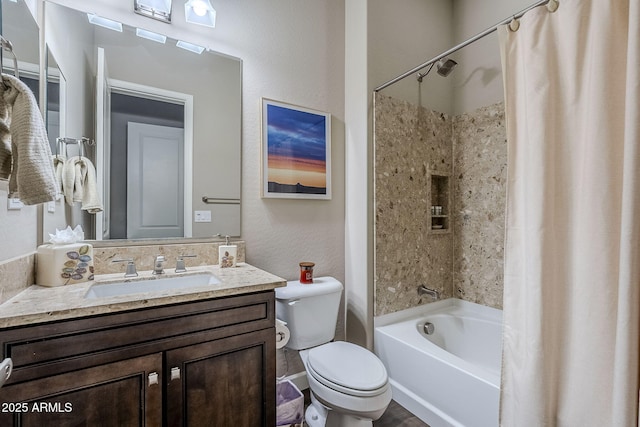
0;291;276;427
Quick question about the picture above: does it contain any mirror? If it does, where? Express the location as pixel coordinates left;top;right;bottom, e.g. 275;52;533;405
45;48;64;151
1;0;39;105
42;1;242;243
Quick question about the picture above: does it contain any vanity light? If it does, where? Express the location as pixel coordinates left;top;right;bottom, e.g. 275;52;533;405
87;14;123;32
136;28;167;44
184;0;216;28
176;40;205;54
134;0;172;23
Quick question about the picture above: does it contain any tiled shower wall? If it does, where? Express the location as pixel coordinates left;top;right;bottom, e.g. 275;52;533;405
453;104;507;309
374;93;506;315
374;94;454;316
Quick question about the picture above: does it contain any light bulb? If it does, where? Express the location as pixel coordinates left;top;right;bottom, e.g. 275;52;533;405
192;0;208;16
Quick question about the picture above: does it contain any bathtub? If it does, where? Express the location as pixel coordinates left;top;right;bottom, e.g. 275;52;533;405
374;298;502;427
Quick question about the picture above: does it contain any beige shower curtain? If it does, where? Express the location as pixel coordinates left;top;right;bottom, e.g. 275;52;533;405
498;0;640;425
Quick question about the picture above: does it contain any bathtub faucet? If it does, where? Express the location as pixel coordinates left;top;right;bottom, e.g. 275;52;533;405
418;285;440;300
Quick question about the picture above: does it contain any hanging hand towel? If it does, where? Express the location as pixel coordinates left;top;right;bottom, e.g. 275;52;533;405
61;156;102;213
0;73;57;205
79;156;102;213
61;156;82;206
53;155;65;199
0;85;10;180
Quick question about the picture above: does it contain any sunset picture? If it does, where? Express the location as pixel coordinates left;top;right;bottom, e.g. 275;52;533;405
262;99;331;199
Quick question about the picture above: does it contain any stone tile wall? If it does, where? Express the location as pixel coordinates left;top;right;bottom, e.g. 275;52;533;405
453;103;507;309
374;94;507;314
374;94;454;316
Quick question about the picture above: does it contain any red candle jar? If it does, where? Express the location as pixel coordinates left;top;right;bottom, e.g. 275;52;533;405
299;262;315;284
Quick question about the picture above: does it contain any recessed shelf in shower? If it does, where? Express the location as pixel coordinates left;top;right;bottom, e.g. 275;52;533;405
430;174;450;232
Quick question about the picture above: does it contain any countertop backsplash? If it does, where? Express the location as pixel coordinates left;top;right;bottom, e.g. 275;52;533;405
0;253;35;305
0;241;246;305
94;241;246;275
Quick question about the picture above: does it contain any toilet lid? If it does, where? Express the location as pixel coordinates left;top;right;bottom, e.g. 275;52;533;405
307;342;388;393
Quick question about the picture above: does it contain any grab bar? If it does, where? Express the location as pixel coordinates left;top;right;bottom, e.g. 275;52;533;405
201;196;240;205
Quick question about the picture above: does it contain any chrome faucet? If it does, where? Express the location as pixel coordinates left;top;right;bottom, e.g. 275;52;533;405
152;256;166;275
175;255;197;273
418;285;440;300
112;259;138;278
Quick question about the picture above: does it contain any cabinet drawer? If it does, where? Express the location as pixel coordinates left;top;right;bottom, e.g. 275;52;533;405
0;291;274;384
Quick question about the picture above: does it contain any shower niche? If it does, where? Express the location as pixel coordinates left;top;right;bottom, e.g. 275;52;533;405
430;174;450;232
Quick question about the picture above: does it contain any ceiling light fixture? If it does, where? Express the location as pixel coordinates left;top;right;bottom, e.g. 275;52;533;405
184;0;216;28
176;40;205;54
87;14;123;32
136;28;167;44
134;0;172;23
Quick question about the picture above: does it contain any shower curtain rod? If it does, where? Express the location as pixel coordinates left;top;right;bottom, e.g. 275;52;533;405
373;0;550;92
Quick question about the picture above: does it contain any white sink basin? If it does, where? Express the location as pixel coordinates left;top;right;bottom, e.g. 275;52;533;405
85;273;221;299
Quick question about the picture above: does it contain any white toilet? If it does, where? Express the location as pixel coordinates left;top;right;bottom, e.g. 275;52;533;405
275;277;392;427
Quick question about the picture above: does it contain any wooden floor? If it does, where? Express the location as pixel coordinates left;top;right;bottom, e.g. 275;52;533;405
374;400;429;427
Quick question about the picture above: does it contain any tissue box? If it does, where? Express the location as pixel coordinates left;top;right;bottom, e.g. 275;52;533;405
36;243;94;287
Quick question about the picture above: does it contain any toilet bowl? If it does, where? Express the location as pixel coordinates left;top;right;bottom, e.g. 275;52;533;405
301;342;392;427
275;278;392;427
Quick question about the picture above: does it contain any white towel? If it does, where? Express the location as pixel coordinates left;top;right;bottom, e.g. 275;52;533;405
0;73;57;205
53;155;65;199
61;156;103;213
62;156;80;206
80;157;102;213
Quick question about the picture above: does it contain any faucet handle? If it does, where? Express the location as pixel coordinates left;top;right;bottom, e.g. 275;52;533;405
175;255;197;273
152;255;166;275
112;259;138;278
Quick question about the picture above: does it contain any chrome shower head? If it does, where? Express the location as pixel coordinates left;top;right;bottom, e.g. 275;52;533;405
417;57;458;82
436;58;458;77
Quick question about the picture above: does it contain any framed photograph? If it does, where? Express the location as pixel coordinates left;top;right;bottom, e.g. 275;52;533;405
261;98;331;199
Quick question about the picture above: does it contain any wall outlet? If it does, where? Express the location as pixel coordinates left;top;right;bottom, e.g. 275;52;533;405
194;210;212;223
47;201;56;213
7;198;24;210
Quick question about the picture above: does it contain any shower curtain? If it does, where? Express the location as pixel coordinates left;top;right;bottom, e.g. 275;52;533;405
498;0;640;425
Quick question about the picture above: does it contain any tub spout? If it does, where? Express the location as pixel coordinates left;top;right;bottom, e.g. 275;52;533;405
418;285;440;300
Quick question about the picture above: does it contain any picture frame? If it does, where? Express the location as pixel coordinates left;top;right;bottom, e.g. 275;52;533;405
261;98;331;200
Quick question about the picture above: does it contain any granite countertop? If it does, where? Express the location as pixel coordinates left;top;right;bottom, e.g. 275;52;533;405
0;263;285;328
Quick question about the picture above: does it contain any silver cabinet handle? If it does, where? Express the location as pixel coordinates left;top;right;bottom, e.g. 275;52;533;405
0;358;12;388
170;367;181;381
148;372;159;386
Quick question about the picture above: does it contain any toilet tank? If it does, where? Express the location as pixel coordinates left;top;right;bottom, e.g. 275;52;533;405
275;277;343;350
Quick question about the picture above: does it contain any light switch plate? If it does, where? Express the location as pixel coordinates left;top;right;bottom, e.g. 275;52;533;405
194;210;212;223
7;198;24;210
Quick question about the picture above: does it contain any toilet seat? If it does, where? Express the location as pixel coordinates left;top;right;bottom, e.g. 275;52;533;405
306;341;389;398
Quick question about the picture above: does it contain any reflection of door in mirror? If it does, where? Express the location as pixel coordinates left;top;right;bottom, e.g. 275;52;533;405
103;82;191;240
127;122;184;239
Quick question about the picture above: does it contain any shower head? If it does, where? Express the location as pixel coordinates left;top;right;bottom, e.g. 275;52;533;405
436;58;458;77
417;57;458;82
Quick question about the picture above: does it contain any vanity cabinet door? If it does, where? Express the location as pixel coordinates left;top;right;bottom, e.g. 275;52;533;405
0;353;163;427
165;328;276;427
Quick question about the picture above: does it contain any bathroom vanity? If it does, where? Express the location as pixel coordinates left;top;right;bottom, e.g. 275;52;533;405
0;264;284;426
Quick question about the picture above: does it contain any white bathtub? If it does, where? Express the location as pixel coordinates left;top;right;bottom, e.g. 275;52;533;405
374;298;502;427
